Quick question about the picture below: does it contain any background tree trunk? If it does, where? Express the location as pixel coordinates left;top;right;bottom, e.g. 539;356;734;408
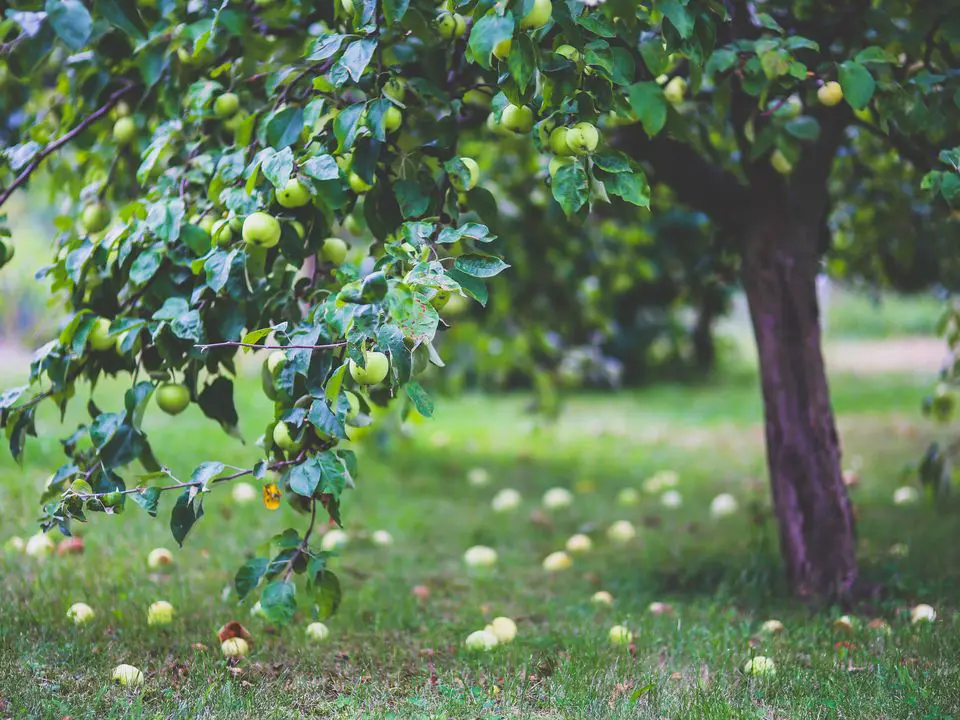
741;217;858;601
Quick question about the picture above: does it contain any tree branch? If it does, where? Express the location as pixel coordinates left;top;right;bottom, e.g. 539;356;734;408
0;83;136;209
196;340;347;352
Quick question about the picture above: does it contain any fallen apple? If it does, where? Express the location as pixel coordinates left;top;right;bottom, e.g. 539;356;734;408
542;550;572;572
464;629;498;652
606;520;636;544
608;624;632;645
147;600;174;626
67;602;95;624
147;547;174;570
565;533;592;554
491;488;522;512
112;664;144;687
591;590;614;606
463;545;497;568
305;621;330;642
542;487;573;510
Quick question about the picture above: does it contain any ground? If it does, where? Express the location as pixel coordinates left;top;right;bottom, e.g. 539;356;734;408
1;356;959;719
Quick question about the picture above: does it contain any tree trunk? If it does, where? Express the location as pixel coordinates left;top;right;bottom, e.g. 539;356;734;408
741;216;858;602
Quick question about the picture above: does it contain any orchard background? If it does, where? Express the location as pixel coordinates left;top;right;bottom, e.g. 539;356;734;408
1;0;960;716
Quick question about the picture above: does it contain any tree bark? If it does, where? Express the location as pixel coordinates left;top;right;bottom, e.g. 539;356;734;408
741;216;858;601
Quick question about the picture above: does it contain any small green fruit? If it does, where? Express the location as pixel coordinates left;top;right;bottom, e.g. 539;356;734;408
348;172;374;193
113;117;136;145
770;149;793;175
88;318;114;352
276;179;311;208
520;0;552;29
242;212;281;248
156;383;190;415
501;104;534;133
272;422;301;452
345;391;360;420
214;92;240;118
383;105;402;133
266;350;286;375
211;219;233;247
436;11;467;39
321;237;349;265
349;351;390;385
492;38;512;61
383;77;406;101
450;157;479;192
565;121;599;155
818;81;843;107
555;44;579;62
663;76;687;104
80;203;111;234
549;127;573;156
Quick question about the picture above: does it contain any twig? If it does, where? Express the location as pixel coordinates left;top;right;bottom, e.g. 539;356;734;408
283;497;318;582
196;340;347;352
0;83;136;209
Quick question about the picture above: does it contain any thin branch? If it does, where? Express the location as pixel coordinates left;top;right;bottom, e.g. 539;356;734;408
283;497;318;582
196;340;347;352
0;83;136;209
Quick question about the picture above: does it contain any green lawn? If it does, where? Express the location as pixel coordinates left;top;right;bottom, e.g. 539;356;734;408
1;369;959;718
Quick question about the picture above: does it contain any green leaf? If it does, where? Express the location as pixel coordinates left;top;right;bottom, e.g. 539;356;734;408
383;0;410;24
405;381;434;418
302;154;340;181
601;168;651;208
45;0;92;50
93;0;147;40
265;108;304;150
170;491;203;547
508;34;537;94
626;82;668;137
468;13;515;70
657;0;694;39
308;400;347;440
839;61;875;110
261;147;295;188
394;179;431;219
129;248;163;285
437;222;495;245
454;255;510;278
198;378;240;436
785;116;821;141
260;580;297;625
190;461;225;489
235;557;269;600
309;570;342;621
335;38;377;84
377;324;411;382
286;456;323;497
593;150;632;174
551;162;589;217
854;46;892;65
130;487;161;517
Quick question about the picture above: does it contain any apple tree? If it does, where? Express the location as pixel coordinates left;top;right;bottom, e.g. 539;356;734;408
0;0;699;622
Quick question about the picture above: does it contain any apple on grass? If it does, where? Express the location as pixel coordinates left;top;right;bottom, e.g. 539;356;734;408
463;545;497;568
232;482;257;503
25;532;54;560
565;534;592;554
371;529;393;547
710;493;738;518
542;487;573;509
761;619;785;635
4;536;25;553
591;590;614;606
67;602;95;624
542;551;572;572
305;622;330;642
911;604;936;623
112;664;144;687
147;547;174;570
320;528;348;552
464;629;498;652
491;488;521;512
467;467;489;487
743;656;776;677
606;520;636;543
221;637;249;658
609;625;632;645
147;601;174;626
349;351;389;385
485;617;517;644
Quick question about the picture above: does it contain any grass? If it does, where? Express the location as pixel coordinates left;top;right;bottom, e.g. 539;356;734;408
1;367;960;718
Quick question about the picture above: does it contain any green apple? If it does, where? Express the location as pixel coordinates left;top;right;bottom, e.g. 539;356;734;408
555;44;579;62
266;350;286;375
383;77;406;101
436;11;467;39
214;92;240;118
112;664;144;686
88;318;114;351
321;237;349;265
242;212;281;248
520;0;552;29
80;203;111;234
818;81;843;107
272;422;301;452
549;127;573;156
221;637;248;658
501;104;534;133
450;157;479;192
113;117;136;145
345;390;360;420
348;172;374;193
608;625;632;645
565;121;599;154
211;219;233;247
743;656;776;677
340;0;354;16
383;105;402;133
67;602;95;624
349;351;390;385
343;215;363;235
115;101;131;117
549;156;575;177
198;215;215;236
464;629;498;652
147;547;173;569
663;76;687;104
147;600;174;626
156;383;190;415
492;38;512;61
779;94;803;119
305;621;330;642
770;149;793;175
276;179;311;208
463;87;493;107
